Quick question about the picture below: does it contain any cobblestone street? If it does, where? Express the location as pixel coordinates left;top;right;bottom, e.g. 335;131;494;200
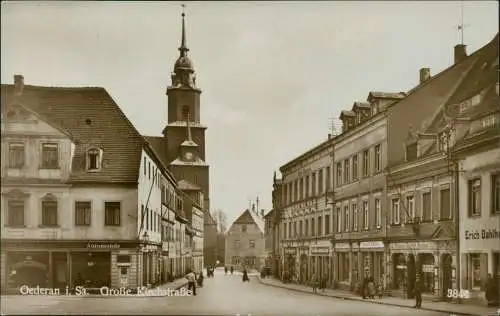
1;271;454;316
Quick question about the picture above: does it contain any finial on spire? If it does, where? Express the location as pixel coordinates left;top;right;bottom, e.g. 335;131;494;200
186;113;192;141
179;4;189;56
457;0;469;45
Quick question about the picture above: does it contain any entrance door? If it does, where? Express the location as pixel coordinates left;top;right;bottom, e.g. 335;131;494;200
442;254;453;301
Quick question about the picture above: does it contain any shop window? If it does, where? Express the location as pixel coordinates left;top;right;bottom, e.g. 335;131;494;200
7;200;25;227
75;201;91;226
492;173;500;215
104;202;121;226
41;143;59;169
471;253;481;289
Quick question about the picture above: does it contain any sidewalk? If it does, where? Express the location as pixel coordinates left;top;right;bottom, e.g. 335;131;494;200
257;277;499;316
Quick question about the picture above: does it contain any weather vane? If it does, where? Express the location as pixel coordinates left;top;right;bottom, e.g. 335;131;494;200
457;0;470;45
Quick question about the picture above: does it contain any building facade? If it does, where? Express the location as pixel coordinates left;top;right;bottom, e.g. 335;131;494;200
279;139;334;285
225;208;265;271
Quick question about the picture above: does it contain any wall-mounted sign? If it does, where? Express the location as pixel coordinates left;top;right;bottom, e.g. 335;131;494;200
86;243;120;249
311;247;330;254
334;243;350;249
360;241;384;249
465;229;500;240
284;248;296;255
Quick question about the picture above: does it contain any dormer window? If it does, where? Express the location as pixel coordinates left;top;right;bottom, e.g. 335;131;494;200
482;114;498;129
405;142;418;161
86;147;102;171
356;112;361;124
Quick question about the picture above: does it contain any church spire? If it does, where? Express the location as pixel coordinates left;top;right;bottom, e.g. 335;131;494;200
186;113;192;142
179;5;189;57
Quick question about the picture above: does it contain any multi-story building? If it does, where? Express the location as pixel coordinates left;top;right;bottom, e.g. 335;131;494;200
451;34;499;304
270;171;284;278
264;209;275;270
279;140;334;285
0;75;186;292
333;93;404;291
225;207;265;271
385;35;498;301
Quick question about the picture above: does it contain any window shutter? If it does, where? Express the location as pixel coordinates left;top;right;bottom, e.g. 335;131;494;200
480;253;488;291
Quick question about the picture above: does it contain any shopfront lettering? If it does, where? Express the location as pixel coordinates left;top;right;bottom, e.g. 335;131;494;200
86;243;121;249
465;229;500;240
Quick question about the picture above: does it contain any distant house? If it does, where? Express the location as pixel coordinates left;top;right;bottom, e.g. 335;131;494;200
225;208;265;271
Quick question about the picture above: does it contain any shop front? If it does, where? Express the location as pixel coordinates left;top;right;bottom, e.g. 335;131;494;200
359;241;385;285
310;244;330;284
1;240;146;294
283;248;296;282
333;242;351;290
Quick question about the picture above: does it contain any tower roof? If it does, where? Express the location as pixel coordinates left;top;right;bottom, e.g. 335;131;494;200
174;10;194;72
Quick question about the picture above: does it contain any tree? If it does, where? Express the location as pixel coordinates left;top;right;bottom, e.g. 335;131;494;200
211;209;228;233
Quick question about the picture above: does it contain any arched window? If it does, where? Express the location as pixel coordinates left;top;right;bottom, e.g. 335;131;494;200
182;106;190;121
86;147;102;171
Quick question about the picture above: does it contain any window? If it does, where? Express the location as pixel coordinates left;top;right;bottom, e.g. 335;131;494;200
318;216;322;236
299;220;303;236
325;214;330;235
422;192;432;221
105;202;121;226
182;106;190;121
375;198;381;228
336;207;342;232
143;157;146;175
392;198;400;224
326;166;331;191
344;206;350;231
352;204;358;231
293;222;297;237
363;201;369;230
41;143;59;169
249;240;255;248
374;144;381;172
352;155;358;181
343;159;350;183
299;178;304;200
406;143;417;161
289;222;292;238
341;253;349;281
311;218;315;236
482;114;498;129
363;150;369;177
471;254;481;289
242;224;247;233
42;200;58;226
406;196;415;222
75;201;91;226
312;173;317;196
492;174;500;215
7;200;24;226
318;169;324;194
305;175;310;198
305;219;309;236
440;188;451;219
8;143;25;168
148;161;151;179
468;179;481;216
336;163;342;187
87;148;101;170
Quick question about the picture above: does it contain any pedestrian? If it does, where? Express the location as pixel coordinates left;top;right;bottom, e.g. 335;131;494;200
362;277;369;299
413;275;423;308
197;271;204;288
185;269;197;296
485;273;499;307
367;277;375;299
230;266;234;275
224;266;228;275
242;268;250;282
376;282;384;299
311;273;318;293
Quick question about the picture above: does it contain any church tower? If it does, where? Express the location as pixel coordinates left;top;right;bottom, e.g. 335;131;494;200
163;10;210;211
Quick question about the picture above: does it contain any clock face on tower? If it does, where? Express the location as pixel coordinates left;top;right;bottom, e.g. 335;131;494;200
184;152;194;161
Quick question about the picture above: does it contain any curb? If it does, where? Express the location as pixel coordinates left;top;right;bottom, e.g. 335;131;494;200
256;277;481;316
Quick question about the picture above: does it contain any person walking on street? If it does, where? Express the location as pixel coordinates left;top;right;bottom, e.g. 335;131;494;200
311;274;318;293
224;266;228;275
185;269;197;296
242;268;250;282
485;273;499;307
367;277;375;299
413;275;423;308
230;266;234;275
362;276;369;299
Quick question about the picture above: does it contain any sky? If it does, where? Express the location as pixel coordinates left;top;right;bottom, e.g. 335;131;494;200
1;1;498;226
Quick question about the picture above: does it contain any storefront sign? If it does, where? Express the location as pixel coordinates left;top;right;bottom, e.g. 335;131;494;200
334;243;350;249
422;264;434;273
464;229;500;240
86;243;120;249
360;241;384;249
285;248;296;255
311;247;330;254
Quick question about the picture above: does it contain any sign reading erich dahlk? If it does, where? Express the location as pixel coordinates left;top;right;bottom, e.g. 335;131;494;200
464;229;500;240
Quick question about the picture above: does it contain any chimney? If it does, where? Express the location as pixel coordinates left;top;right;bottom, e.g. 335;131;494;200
419;68;431;84
328;133;332;139
454;44;467;63
261;209;264;217
14;75;24;95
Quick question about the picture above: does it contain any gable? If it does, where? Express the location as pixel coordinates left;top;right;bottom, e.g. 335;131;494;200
234;210;256;225
2;103;71;139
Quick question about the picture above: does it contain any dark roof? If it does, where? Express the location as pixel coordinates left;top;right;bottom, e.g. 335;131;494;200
352;101;370;110
1;84;145;183
367;91;406;101
231;209;265;233
339;110;355;119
